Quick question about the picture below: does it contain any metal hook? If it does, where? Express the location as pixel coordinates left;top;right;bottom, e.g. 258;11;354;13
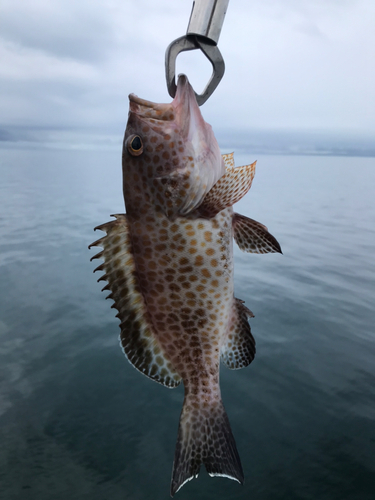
165;0;229;105
165;35;225;106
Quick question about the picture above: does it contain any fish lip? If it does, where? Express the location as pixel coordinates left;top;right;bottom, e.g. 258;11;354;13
128;93;173;122
174;74;189;95
173;74;197;109
129;74;190;108
129;94;159;109
128;74;194;122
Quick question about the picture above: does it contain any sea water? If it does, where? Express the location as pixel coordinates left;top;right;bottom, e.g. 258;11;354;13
0;148;374;500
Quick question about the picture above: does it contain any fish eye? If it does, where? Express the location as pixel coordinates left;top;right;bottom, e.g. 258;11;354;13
127;134;143;156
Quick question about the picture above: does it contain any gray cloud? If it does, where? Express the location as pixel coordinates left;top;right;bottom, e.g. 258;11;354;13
1;0;116;62
0;0;374;153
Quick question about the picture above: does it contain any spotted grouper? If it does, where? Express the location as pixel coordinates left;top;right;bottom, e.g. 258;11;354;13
89;74;281;495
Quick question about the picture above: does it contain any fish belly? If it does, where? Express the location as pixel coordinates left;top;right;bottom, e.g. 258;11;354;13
128;207;234;381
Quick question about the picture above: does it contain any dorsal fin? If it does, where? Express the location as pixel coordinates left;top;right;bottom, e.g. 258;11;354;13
233;213;282;254
221;298;256;370
89;214;181;388
198;161;256;218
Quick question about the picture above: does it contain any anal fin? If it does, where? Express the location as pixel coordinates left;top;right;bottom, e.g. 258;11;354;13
221;298;256;370
233;213;282;254
89;214;181;388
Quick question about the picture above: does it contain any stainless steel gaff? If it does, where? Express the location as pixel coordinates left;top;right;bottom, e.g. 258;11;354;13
165;0;229;105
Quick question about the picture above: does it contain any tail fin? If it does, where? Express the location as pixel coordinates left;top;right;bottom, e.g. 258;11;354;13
170;398;244;496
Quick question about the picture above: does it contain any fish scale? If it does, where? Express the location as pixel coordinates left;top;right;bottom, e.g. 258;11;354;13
89;74;282;496
131;209;234;373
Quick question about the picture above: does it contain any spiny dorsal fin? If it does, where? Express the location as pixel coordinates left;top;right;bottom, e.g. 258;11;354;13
233;213;282;254
89;214;181;388
221;298;256;370
198;161;256;218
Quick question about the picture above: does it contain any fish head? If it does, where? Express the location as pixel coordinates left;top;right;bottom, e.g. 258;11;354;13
123;74;225;218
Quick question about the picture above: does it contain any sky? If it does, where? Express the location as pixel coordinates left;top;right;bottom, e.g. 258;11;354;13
1;0;374;154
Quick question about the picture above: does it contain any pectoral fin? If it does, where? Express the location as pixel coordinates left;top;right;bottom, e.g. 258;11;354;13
198;161;256;218
233;213;282;254
222;152;235;168
221;298;256;370
89;214;181;388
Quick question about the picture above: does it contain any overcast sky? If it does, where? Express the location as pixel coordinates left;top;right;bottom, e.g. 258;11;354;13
1;0;374;151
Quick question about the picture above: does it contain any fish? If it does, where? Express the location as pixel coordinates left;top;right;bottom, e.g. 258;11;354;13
89;74;281;496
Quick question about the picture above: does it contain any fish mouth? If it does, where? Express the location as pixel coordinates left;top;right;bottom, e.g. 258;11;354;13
128;74;197;123
129;74;191;108
128;93;174;121
128;94;161;111
173;74;194;104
